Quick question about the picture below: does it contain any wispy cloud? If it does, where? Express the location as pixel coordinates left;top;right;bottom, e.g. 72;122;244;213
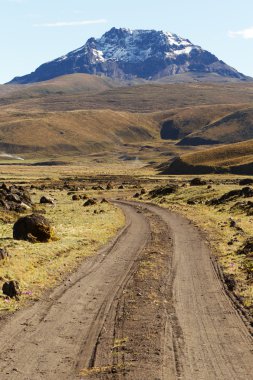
228;26;253;39
7;0;27;3
33;19;107;28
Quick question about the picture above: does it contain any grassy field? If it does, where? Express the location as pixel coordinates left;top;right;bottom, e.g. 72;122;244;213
0;163;253;323
0;179;125;313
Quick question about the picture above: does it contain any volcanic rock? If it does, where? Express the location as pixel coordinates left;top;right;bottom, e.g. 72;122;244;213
13;214;53;242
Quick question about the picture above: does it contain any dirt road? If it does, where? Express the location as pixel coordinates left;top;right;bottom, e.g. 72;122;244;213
0;201;252;379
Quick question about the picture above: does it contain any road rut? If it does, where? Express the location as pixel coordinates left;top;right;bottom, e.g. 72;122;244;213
0;201;252;379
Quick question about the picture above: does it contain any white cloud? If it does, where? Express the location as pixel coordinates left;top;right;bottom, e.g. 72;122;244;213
228;27;253;39
33;19;107;28
7;0;27;3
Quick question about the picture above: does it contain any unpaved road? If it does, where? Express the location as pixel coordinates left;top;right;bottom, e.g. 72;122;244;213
0;201;252;379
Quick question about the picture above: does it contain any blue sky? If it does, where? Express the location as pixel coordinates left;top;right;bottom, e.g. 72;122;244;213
1;0;253;83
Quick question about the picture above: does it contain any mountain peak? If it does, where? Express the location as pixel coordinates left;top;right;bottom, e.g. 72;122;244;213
9;27;248;84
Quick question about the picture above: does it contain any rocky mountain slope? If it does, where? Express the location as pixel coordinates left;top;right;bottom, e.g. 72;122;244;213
9;27;248;84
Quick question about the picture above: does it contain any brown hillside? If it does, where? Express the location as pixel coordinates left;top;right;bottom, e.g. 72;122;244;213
1;79;253;160
153;104;247;140
161;139;253;174
178;108;253;146
1;74;119;98
1;82;253;113
0;109;158;155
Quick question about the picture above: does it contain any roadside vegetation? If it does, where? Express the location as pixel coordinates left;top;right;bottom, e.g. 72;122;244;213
130;175;253;320
0;180;125;313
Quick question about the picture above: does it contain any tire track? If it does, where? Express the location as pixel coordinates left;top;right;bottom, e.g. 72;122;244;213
144;202;253;380
0;201;252;380
0;203;149;380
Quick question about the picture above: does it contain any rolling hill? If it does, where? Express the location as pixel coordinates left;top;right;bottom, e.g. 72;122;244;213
178;108;253;146
0;74;120;98
161;139;253;174
1;76;253;169
2;81;253;113
0;109;158;156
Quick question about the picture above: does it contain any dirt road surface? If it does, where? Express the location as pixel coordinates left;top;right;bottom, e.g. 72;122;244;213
0;201;252;379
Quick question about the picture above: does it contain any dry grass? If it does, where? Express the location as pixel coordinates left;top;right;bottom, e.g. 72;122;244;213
1;74;119;100
0;109;158;156
80;363;128;377
153;104;247;138
180;140;253;167
179;107;253;145
1;79;253;166
0;188;125;313
4;82;253;113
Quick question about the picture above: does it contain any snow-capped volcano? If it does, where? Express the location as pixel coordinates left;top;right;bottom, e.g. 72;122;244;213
9;27;247;84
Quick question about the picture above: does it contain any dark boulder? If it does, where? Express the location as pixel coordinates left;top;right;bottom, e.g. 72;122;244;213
239;178;253;186
72;194;81;201
149;184;178;198
40;196;54;204
0;184;32;212
0;183;8;191
13;214;53;242
18;190;32;206
106;182;113;190
230;201;253;216
190;177;207;186
207;187;253;206
187;199;196;205
6;193;21;203
2;280;20;299
15;203;31;213
92;185;104;190
83;198;96;207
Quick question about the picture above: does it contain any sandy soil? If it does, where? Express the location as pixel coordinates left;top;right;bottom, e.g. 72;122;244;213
0;201;252;379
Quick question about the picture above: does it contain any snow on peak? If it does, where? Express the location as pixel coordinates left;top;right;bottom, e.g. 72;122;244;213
9;27;247;84
164;31;192;47
91;49;105;63
83;28;199;64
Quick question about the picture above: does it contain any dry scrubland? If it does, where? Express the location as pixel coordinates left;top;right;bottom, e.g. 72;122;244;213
1;164;253;326
0;172;125;313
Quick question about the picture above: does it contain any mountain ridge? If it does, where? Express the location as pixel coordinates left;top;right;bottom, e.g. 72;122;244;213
9;27;249;84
